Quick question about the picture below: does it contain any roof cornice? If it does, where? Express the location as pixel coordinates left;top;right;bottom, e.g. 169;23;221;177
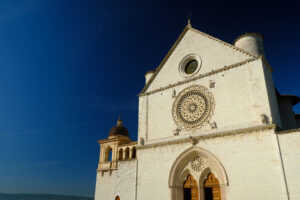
98;136;131;144
189;28;258;58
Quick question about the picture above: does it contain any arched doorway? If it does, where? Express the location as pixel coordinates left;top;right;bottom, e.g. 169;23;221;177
115;195;120;200
183;174;198;200
169;147;228;200
203;173;221;200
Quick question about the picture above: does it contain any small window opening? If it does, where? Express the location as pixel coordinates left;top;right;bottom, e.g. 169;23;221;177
118;149;123;160
108;150;112;161
105;147;112;162
132;147;136;159
125;148;130;160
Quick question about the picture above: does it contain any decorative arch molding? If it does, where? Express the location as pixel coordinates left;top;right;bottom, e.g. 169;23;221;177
169;147;228;200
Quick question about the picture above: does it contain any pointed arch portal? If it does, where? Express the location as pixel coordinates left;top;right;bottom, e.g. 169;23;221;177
169;147;228;200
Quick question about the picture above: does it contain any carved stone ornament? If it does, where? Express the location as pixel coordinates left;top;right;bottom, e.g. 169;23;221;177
172;85;214;131
190;156;206;172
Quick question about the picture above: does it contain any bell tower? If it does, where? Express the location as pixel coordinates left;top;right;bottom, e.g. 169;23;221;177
97;117;132;173
95;116;137;200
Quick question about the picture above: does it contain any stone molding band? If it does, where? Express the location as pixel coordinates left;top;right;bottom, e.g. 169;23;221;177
276;128;300;134
136;124;277;150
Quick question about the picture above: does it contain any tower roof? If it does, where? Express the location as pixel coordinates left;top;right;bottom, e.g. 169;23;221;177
108;117;129;138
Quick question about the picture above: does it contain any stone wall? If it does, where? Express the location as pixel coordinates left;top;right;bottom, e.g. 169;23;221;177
139;58;277;142
136;130;288;200
94;160;137;200
278;130;300;200
145;29;252;92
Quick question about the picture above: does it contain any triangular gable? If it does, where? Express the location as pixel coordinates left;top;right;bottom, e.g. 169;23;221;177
140;25;258;94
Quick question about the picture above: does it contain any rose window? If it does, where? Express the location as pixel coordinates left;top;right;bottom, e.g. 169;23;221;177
172;85;214;131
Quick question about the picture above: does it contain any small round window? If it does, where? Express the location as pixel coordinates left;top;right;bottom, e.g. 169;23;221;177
184;60;198;74
179;54;202;78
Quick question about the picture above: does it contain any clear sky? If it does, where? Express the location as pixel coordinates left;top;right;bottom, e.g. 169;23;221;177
0;0;299;197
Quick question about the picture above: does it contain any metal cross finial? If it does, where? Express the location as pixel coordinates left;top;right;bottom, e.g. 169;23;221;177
117;114;122;126
187;12;192;28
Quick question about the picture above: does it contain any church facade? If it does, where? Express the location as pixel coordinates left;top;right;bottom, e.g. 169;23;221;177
94;22;300;200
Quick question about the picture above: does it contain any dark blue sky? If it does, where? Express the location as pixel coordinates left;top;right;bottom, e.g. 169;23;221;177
0;0;299;197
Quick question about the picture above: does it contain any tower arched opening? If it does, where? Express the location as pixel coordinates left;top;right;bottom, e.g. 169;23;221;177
118;148;123;160
131;147;136;159
125;148;130;160
104;146;113;162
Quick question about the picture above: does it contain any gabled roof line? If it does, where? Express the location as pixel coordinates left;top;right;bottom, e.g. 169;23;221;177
189;28;259;58
140;26;190;94
140;25;259;94
139;56;261;97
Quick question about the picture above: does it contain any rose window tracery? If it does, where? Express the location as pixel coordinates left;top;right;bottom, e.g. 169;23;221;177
172;85;214;131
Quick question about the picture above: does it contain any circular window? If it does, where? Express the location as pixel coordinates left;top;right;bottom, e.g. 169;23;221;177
185;60;198;74
179;54;201;77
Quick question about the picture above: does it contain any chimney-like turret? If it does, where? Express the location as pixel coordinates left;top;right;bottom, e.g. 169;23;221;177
145;70;155;84
234;33;265;56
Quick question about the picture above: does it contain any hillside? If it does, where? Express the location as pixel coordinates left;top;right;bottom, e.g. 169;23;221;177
0;193;93;200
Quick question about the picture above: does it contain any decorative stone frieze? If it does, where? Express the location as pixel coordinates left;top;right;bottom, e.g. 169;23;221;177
209;80;215;88
210;121;217;129
260;114;269;125
173;128;181;136
172;89;176;98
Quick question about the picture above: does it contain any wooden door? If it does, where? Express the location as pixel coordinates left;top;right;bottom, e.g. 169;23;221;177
204;173;221;200
183;174;199;200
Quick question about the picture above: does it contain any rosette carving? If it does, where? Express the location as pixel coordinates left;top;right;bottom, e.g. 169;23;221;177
190;156;206;172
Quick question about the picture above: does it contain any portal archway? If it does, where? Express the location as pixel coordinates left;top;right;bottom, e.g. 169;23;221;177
169;147;228;200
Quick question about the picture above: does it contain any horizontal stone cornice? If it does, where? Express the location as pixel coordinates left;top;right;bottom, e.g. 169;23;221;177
97;136;131;144
276;128;300;135
136;124;277;150
118;141;138;147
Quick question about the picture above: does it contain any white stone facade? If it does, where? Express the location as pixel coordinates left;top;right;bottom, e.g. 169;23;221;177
94;24;300;200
